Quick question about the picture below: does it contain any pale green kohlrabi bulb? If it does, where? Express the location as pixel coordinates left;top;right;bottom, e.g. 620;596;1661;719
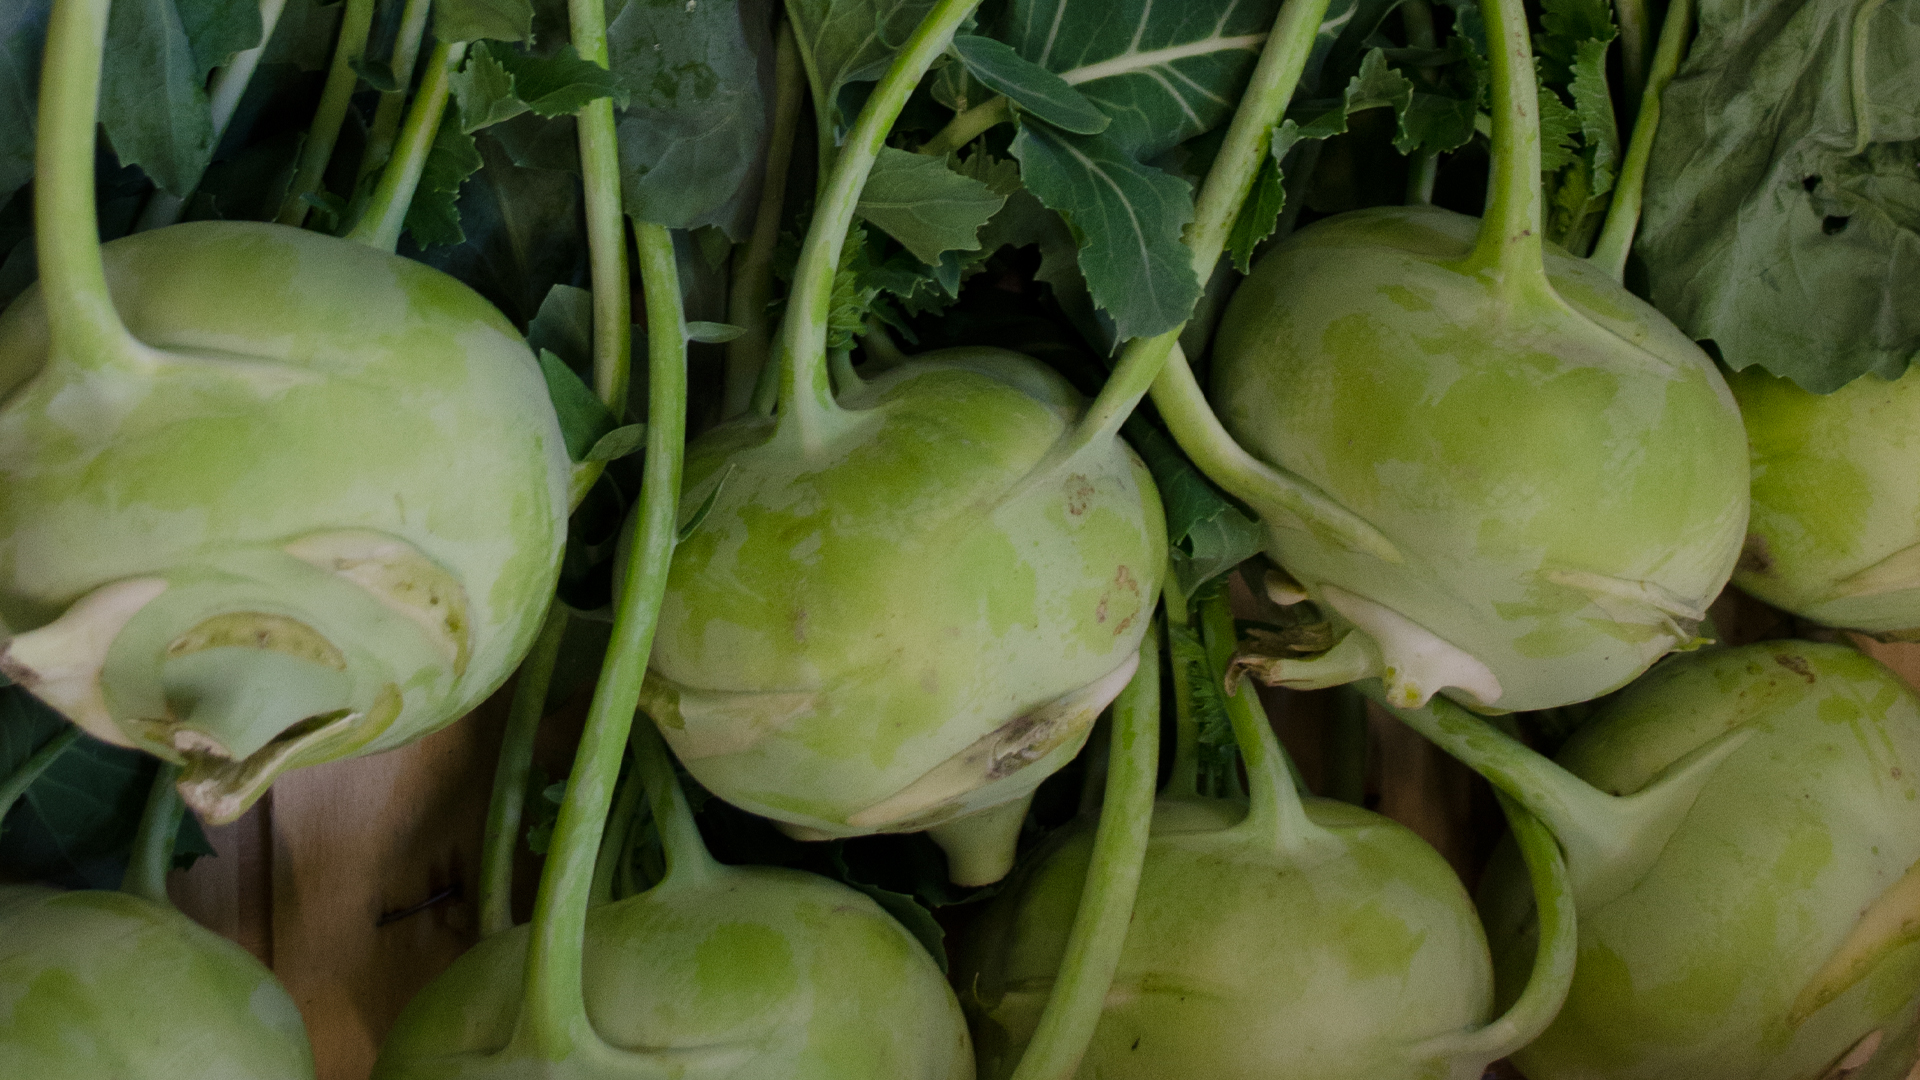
1481;641;1920;1080
1210;206;1750;713
0;222;571;823
1730;365;1920;636
373;862;972;1080
640;348;1165;884
958;796;1536;1080
0;884;315;1079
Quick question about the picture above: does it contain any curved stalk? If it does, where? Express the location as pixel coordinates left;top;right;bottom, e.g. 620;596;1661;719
1203;590;1327;857
774;0;983;449
509;220;687;1064
122;762;185;905
922;95;1012;156
1007;619;1160;1080
353;0;434;193
1614;0;1653;110
1589;0;1695;281
0;727;80;826
478;602;570;937
725;20;804;419
590;746;646;905
630;718;720;886
344;41;467;252
33;0;159;375
1053;0;1334;462
136;0;291;231
1453;0;1551;303
1401;0;1440;206
274;0;375;227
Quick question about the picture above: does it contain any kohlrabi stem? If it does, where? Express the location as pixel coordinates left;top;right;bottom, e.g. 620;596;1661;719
511;220;686;1063
122;762;185;905
0;727;79;828
724;19;803;420
774;0;982;448
1203;591;1326;857
135;0;290;231
274;0;375;227
34;0;160;375
344;41;468;253
1400;0;1440;207
1059;0;1334;459
1165;603;1203;800
1589;0;1694;282
1417;792;1576;1065
1007;619;1160;1080
590;747;645;905
478;601;570;938
1456;0;1551;301
353;0;433;192
922;96;1012;157
1614;0;1653;111
631;719;721;886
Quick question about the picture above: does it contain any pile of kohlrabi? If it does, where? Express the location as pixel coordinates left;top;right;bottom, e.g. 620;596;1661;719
4;0;1920;1075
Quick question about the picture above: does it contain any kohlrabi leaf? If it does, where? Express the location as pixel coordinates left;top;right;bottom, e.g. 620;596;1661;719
260;0;343;71
995;0;1281;158
855;147;1006;264
1543;35;1617;252
452;44;526;131
609;0;773;235
1127;419;1262;594
686;321;746;343
539;348;619;461
0;687;213;890
1225;154;1285;273
1011;122;1200;342
435;0;534;44
100;0;215;197
787;0;936;137
0;0;48;209
404;104;484;248
1537;84;1581;173
1637;0;1920;390
1533;0;1613;83
949;33;1108;134
585;423;647;462
176;0;264;81
454;42;626;133
412;132;585;326
1344;48;1417;150
527;282;594;370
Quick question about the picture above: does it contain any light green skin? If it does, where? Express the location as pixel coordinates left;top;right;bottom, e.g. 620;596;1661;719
1211;206;1750;712
0;222;570;763
641;348;1166;836
957;797;1498;1080
1482;642;1920;1080
0;884;315;1079
373;864;973;1080
1730;365;1920;635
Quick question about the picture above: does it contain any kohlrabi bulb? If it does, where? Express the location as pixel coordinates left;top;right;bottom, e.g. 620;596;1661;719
640;348;1164;884
0;222;571;823
0;884;315;1078
1209;205;1750;713
1481;641;1920;1080
959;796;1511;1079
1730;365;1920;636
373;862;972;1080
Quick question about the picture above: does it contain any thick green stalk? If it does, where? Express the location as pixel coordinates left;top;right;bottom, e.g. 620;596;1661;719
136;0;291;231
1590;0;1695;281
511;221;687;1063
1059;0;1334;459
478;602;570;937
774;0;982;448
590;748;647;905
34;0;156;375
1401;0;1440;206
1202;591;1326;857
122;762;185;905
275;0;375;227
353;0;434;192
344;41;467;253
630;719;720;886
1007;620;1160;1080
1614;0;1653;111
921;96;1012;156
1454;0;1551;303
726;21;805;419
0;728;80;827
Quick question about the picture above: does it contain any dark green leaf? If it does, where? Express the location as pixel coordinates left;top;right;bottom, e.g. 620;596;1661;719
1534;0;1614;81
950;33;1108;135
1401;89;1478;155
539;348;619;461
830;846;947;970
585;423;646;462
489;110;582;172
1537;83;1581;174
101;0;215;196
261;0;344;72
496;42;626;116
176;0;263;81
404;103;485;248
788;0;936;137
414;131;586;326
350;55;402;92
1127;419;1261;595
855;146;1006;263
435;0;534;44
609;0;773;235
1011;122;1200;341
1569;37;1618;197
686;321;746;343
677;464;733;542
452;43;529;131
1225;153;1286;273
528;283;594;369
0;0;49;209
996;0;1282;158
